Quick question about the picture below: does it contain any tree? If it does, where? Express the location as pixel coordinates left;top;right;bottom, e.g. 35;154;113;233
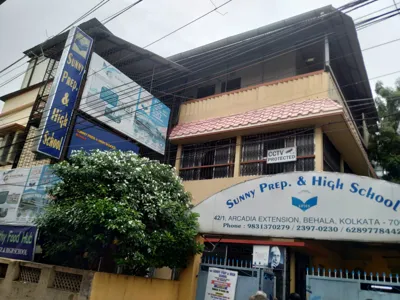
369;79;400;183
36;150;203;275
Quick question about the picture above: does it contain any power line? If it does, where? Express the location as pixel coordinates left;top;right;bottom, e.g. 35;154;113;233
0;1;394;161
0;0;111;80
1;32;399;158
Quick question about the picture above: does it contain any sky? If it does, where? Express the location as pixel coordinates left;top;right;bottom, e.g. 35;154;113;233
0;0;399;101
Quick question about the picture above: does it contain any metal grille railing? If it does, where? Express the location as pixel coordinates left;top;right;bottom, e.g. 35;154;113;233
241;128;315;176
53;271;83;293
0;263;8;278
180;138;236;181
18;266;41;283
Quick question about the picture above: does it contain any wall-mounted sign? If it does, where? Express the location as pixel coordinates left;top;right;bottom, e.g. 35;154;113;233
0;225;37;261
266;147;296;164
79;53;170;155
67;116;139;157
193;172;400;243
36;27;93;159
252;245;270;268
0;165;58;225
205;267;238;300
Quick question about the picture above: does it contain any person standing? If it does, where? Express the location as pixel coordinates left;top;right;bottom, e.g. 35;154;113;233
288;293;301;300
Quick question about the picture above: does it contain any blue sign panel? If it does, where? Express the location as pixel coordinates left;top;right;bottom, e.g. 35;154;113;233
67;116;139;157
37;27;93;159
0;225;37;261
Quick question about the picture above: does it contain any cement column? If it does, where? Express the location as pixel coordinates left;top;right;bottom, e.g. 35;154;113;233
178;236;204;300
290;251;296;293
175;144;182;174
340;155;344;173
314;127;324;171
234;136;242;177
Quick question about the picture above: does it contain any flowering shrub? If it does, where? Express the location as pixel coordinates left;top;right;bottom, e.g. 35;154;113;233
36;150;203;274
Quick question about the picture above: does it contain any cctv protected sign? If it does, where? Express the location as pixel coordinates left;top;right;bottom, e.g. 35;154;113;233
266;147;297;164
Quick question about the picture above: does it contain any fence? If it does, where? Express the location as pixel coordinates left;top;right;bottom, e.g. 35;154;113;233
306;267;400;300
0;258;93;300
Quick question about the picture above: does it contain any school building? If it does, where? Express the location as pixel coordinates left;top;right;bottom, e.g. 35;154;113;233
166;5;400;300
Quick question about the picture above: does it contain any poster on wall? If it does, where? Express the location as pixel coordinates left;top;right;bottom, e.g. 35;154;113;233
0;225;37;261
252;245;270;268
67;116;139;157
193;172;400;243
267;246;285;270
36;27;93;159
204;267;238;300
0;166;58;225
79;53;170;155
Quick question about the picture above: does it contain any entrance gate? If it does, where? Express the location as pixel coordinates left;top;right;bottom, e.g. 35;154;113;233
196;256;276;300
306;268;400;300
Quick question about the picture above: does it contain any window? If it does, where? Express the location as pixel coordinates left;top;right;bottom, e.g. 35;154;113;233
180;138;235;181
197;84;215;98
221;78;241;93
323;135;340;172
240;128;314;176
0;131;25;165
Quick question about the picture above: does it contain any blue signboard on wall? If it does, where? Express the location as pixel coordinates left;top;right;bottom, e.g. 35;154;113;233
0;225;37;261
67;116;139;157
36;27;93;159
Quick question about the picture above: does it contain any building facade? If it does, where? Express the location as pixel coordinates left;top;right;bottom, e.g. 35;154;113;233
166;6;400;300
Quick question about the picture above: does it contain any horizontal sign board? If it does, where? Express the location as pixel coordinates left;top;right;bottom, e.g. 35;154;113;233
67;116;139;157
266;147;296;164
193;172;400;243
79;53;170;154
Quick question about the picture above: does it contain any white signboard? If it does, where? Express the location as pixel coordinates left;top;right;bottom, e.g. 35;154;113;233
205;267;238;300
266;147;296;164
193;172;400;243
252;245;270;268
80;53;170;154
0;166;58;225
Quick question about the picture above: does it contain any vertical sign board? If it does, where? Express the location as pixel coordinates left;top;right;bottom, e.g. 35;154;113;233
36;27;93;159
205;267;238;300
0;225;37;261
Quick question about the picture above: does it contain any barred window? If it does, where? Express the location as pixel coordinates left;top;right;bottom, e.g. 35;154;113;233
323;134;340;172
240;128;314;176
179;138;236;181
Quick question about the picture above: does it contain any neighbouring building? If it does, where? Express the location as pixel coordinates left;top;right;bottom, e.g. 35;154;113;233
165;5;400;300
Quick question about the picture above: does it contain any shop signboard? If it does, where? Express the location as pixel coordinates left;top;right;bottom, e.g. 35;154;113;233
36;27;93;159
79;53;170;155
193;172;400;243
266;147;296;164
67;116;139;157
0;225;37;261
0;165;58;225
204;267;238;300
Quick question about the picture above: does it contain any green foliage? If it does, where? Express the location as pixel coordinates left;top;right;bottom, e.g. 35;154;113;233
369;79;400;183
36;150;203;274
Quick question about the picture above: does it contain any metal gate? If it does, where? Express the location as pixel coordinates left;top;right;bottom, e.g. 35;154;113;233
306;268;400;300
196;256;276;300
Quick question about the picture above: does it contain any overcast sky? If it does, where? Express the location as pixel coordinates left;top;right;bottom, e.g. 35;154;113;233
0;0;399;100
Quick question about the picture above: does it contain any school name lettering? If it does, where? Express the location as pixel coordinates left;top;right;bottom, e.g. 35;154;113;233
226;175;400;213
41;42;88;153
76;129;116;150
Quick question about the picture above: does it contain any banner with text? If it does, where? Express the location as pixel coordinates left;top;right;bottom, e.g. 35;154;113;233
0;165;58;225
79;53;170;154
36;27;93;159
0;225;37;261
67;116;139;157
205;268;238;300
193;172;400;243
